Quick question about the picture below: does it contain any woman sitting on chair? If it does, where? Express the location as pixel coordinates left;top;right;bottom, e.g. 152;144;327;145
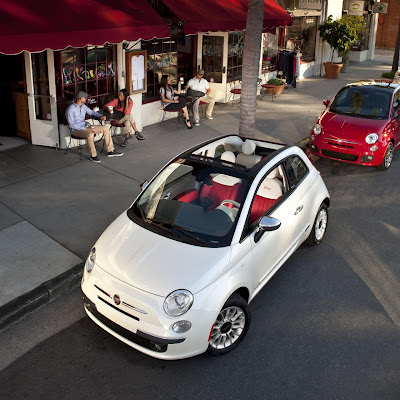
160;75;192;129
104;88;144;147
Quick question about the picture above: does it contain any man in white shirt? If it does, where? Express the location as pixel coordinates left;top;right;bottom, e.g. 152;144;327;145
185;69;215;126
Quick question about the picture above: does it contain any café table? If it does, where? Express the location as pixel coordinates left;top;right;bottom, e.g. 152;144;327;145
96;109;126;146
178;92;203;117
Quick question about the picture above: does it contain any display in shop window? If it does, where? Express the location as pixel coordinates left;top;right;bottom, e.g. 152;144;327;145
62;62;115;85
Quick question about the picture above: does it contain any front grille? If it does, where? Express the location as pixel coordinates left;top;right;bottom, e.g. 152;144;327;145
327;142;354;149
321;149;358;161
83;295;167;353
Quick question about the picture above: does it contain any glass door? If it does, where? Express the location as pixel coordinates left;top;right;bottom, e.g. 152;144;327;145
198;33;228;103
25;50;59;147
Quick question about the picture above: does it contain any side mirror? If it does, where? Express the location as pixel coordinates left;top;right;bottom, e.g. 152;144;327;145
140;180;149;190
323;99;330;107
254;216;281;243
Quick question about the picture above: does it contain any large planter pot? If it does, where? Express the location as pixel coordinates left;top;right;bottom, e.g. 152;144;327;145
324;62;343;79
266;84;285;96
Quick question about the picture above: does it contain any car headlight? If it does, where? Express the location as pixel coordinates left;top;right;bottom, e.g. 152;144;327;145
86;247;96;273
164;290;194;317
313;124;322;135
365;133;378;144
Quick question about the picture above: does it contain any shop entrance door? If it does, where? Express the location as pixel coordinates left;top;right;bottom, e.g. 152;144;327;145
24;50;59;147
0;54;29;140
198;33;228;103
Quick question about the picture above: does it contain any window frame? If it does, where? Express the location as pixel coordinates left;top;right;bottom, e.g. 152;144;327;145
142;37;178;103
240;154;310;242
227;32;245;81
55;45;117;123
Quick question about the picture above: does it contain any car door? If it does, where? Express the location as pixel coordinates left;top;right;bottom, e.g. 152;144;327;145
246;159;309;290
390;90;400;148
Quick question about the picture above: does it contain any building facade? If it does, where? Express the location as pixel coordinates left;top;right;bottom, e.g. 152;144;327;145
375;0;400;50
0;0;381;150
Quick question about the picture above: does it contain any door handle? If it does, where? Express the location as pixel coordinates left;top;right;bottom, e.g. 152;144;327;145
294;205;303;215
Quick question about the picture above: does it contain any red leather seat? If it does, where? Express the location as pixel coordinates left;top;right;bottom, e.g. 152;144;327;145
250;178;283;223
199;174;244;210
176;189;198;203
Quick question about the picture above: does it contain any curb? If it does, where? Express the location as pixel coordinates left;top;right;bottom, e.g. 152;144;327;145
0;262;84;332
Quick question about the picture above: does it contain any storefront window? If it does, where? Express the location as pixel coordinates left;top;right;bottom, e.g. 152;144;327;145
262;32;278;71
352;15;371;51
284;17;317;62
227;32;244;81
32;52;51;121
202;36;224;83
54;45;117;123
142;38;178;102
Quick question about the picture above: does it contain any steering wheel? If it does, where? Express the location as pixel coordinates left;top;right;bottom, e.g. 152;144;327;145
219;199;241;209
215;199;240;222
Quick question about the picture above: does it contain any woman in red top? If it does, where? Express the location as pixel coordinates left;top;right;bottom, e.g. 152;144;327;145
104;88;144;147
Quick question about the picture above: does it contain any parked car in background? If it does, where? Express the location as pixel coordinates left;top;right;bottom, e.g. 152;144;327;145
309;80;400;170
81;135;330;360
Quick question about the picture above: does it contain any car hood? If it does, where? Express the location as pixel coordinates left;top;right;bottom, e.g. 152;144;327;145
320;111;386;140
94;213;232;297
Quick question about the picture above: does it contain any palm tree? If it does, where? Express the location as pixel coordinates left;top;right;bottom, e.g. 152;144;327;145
239;0;264;137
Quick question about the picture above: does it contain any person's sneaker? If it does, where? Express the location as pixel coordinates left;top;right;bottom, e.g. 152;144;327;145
205;115;214;120
121;138;129;147
107;150;123;157
89;156;101;163
194;120;200;126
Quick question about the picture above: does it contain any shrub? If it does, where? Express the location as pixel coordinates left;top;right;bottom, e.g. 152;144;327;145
382;71;395;79
267;78;285;86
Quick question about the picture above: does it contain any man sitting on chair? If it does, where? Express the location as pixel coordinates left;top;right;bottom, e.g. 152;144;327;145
185;69;215;126
66;91;123;163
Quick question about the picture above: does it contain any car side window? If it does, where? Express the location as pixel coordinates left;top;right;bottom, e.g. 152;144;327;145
392;91;400;118
247;165;286;228
283;156;308;189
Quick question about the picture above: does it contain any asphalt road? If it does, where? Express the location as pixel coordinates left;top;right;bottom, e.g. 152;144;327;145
1;152;400;400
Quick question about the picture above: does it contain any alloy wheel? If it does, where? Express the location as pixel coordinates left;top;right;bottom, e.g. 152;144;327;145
315;209;327;241
385;143;394;169
209;306;246;350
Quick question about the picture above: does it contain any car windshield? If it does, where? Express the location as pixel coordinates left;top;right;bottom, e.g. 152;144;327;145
128;159;250;247
329;86;392;119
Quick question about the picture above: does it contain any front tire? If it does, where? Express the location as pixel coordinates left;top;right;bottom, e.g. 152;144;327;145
377;142;394;171
207;293;251;356
306;203;328;246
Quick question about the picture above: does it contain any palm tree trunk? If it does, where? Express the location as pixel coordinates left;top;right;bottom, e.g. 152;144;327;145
239;0;264;137
392;16;400;72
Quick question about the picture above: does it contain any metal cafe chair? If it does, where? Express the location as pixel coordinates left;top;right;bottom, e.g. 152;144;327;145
227;77;242;105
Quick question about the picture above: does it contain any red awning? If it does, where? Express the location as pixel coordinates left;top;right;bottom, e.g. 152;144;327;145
0;0;170;55
162;0;292;34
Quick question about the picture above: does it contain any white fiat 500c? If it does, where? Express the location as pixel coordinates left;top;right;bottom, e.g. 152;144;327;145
81;135;330;360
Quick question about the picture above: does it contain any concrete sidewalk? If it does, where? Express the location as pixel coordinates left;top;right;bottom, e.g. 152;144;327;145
0;49;394;330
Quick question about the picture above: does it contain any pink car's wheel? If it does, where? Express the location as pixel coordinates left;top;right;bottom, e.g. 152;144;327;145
378;142;394;171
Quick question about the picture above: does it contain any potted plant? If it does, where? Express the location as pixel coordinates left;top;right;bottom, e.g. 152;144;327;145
338;15;367;73
318;16;359;78
265;78;286;96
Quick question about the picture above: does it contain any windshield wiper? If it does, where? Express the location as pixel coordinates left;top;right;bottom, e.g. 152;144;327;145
355;114;376;119
150;219;208;244
172;225;209;245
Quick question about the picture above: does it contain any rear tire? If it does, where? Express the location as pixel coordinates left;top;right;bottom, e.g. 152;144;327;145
377;142;394;171
207;293;251;356
306;203;328;246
